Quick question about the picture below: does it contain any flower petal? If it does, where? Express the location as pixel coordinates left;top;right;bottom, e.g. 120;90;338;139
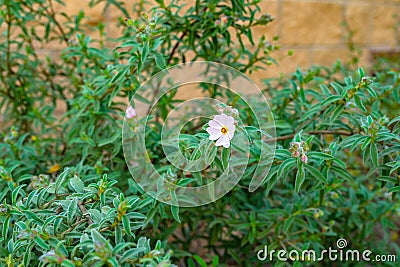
214;113;234;126
207;127;223;140
226;124;236;140
222;140;230;148
215;134;230;147
209;119;222;129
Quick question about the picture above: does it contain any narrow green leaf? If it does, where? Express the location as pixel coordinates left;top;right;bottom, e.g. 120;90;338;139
388;186;400;193
358;67;365;78
141;41;150;63
377;176;397;184
170;205;181;223
33;236;50;250
354;94;367;113
221;147;230;170
193;255;208;267
295;165;306;192
369;142;378;167
154;53;166;70
61;260;76;267
304;164;327;183
278;158;296;179
122;215;133;237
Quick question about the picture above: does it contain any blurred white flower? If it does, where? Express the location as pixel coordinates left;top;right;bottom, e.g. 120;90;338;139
206;114;236;148
126;105;137;119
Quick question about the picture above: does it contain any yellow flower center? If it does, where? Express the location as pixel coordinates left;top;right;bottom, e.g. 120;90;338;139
221;126;228;135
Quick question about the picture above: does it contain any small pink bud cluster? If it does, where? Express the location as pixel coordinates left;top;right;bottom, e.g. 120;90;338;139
289;141;309;164
215;14;229;27
125;105;137;119
215;104;239;119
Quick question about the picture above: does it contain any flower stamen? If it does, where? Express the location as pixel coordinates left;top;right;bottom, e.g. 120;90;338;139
221;126;228;134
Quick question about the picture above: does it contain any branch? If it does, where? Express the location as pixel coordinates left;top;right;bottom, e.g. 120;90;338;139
78;201;93;225
167;31;187;65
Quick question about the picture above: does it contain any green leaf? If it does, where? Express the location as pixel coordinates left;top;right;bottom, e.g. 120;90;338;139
107;257;119;267
111;66;128;84
274;149;291;160
330;82;344;94
193;255;208;267
67;198;78;225
377;176;397;184
321;95;342;107
354;94;367;113
134;93;152;105
329;104;344;123
388;186;400;193
23;210;44;225
278;158;296;179
366;86;378;98
295;165;305;192
304;164;327;183
361;136;371;150
23;244;33;267
221;147;230;170
33;236;50;250
307;152;333;161
212;255;219;267
358;67;365;78
70;175;85;193
2;216;10;241
331;166;352;181
283;216;295;233
55;168;70;195
12;185;25;205
61;260;76;267
369;142;378;167
141;41;150;64
122;215;133;237
91;229;112;250
171;205;181;223
154;53;166;70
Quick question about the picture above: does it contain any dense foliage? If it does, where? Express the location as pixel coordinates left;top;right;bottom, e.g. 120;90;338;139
0;0;399;266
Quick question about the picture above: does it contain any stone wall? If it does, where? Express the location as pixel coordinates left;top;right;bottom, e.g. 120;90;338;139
52;0;400;79
261;0;400;76
3;0;400;80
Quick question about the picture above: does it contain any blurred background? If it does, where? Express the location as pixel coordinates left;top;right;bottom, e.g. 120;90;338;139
21;0;400;77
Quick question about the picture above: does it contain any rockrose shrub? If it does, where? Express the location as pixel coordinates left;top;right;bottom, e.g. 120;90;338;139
0;0;399;266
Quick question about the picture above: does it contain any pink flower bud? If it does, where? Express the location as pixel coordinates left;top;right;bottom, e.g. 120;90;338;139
300;154;308;164
126;105;136;119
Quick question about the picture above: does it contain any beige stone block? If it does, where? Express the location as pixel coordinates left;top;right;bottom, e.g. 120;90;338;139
104;20;125;40
55;0;106;26
251;48;312;81
251;0;280;44
356;52;370;69
311;48;350;67
107;2;134;21
345;3;373;44
370;5;400;46
280;1;343;45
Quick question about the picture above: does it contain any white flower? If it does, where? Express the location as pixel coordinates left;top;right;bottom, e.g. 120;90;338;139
206;114;236;148
126;105;136;119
